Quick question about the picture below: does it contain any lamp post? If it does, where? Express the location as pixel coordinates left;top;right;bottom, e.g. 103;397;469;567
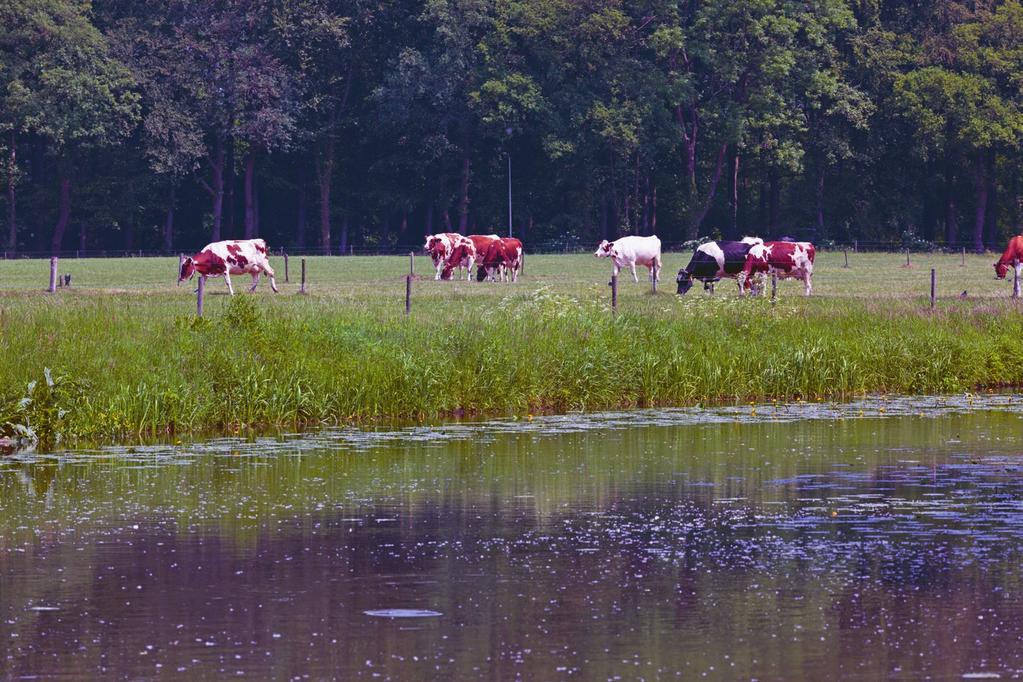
505;127;513;238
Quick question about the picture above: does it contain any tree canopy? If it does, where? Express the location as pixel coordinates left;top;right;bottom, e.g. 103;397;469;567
2;0;1023;255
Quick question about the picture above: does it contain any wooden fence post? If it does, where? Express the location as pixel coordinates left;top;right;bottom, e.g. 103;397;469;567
771;274;777;304
930;268;936;311
854;239;858;253
48;257;58;293
1013;262;1020;299
406;252;414;315
284;253;289;283
197;276;205;317
610;273;618;314
651;270;657;294
178;254;184;282
300;258;307;294
843;249;849;268
906;250;911;267
961;247;966;267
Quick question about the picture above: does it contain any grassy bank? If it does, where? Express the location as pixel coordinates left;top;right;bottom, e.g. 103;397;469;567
2;252;1022;447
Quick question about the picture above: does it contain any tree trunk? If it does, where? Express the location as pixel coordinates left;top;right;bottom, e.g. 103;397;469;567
205;139;225;242
339;214;349;254
815;165;825;237
225;136;236;235
400;208;408;244
163;184;175;252
650;185;657;236
692;143;729;234
316;141;334;253
458;156;471;232
599;189;609;240
50;174;71;255
973;156;989;254
732;148;740;235
244;149;257;239
6;132;15;252
984;165;998;248
945;151;957;246
768;166;780;234
296;178;307;249
442;210;452;231
124;206;135;252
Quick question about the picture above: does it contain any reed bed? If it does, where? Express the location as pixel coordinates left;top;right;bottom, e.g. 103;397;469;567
1;252;1021;446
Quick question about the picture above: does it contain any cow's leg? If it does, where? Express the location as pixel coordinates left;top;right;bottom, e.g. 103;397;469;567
653;256;661;282
804;272;813;296
630;264;639;283
249;272;260;292
434;259;443;281
223;272;235;295
264;265;279;293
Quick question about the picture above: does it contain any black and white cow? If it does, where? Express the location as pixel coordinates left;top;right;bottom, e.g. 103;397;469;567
676;238;763;295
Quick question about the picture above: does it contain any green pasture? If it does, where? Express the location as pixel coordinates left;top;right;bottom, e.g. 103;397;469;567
1;250;1022;447
0;250;1016;305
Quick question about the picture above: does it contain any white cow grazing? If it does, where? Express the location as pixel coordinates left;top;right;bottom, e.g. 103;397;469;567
178;238;279;295
594;235;662;283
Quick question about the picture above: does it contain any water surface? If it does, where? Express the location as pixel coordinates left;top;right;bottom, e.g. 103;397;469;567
3;395;1023;679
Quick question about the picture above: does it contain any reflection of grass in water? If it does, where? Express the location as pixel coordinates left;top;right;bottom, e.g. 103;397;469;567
1;253;1023;445
1;408;1020;545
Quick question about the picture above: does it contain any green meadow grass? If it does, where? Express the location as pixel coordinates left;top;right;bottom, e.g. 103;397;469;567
2;250;1022;446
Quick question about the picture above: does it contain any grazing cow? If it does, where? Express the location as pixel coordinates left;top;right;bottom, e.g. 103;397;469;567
440;240;477;280
676;238;763;295
594;235;662;283
178;238;279;295
466;233;502;279
994;235;1023;283
737;240;816;296
424;232;475;280
476;238;523;282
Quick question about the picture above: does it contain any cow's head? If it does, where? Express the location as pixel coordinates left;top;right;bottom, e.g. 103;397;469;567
594;240;614;258
476;265;488;282
995;261;1010;279
178;257;195;285
676;269;694;295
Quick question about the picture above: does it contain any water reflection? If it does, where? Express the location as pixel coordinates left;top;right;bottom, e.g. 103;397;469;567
2;398;1023;679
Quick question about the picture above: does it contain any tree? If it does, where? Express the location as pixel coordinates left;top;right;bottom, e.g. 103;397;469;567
0;0;139;254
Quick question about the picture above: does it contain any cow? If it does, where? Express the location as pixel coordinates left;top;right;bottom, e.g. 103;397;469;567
465;234;501;278
178;238;279;295
994;235;1023;284
424;232;475;281
676;238;763;295
594;235;662;283
476;238;523;282
737;240;816;296
440;240;477;280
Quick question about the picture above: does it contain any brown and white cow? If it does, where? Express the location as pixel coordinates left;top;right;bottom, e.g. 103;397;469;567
476;238;523;282
439;240;478;280
994;235;1023;289
178;238;279;295
737;240;816;296
424;232;475;280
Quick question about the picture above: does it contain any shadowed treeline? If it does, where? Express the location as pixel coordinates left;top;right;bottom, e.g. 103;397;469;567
5;1;1023;256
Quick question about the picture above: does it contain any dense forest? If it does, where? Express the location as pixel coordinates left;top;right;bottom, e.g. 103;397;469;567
3;0;1023;256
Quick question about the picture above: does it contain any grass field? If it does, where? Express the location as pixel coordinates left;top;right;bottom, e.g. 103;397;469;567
2;250;1022;447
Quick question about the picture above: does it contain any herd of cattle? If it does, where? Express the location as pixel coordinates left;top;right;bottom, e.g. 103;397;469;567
176;232;1023;297
422;233;524;282
594;234;816;296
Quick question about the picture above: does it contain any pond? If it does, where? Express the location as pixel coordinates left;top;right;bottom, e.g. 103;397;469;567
2;395;1023;679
